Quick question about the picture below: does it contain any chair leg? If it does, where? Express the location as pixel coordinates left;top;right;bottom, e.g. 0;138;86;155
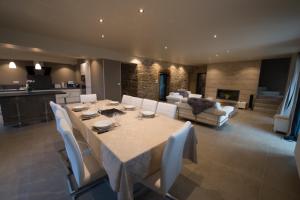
57;148;71;175
66;174;109;199
164;193;178;200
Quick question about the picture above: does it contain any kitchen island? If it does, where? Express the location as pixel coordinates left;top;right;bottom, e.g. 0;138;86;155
0;90;66;126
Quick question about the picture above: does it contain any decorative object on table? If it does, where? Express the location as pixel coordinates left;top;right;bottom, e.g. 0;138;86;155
100;108;125;117
81;110;99;120
141;110;155;118
72;105;89;112
93;120;114;133
112;113;121;126
108;100;119;106
124;104;136;110
25;79;35;92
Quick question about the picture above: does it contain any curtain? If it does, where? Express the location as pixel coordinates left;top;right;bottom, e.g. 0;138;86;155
290;92;300;139
283;53;300;141
279;53;300;116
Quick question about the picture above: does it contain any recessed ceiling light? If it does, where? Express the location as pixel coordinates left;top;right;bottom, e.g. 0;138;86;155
216;54;219;57
99;18;104;23
164;46;168;50
226;50;230;53
213;34;217;38
101;34;105;38
139;8;144;13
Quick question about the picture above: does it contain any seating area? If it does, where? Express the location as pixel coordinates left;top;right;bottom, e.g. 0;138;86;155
46;95;191;199
0;1;300;200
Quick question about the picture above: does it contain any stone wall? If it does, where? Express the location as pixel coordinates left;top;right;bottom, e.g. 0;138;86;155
122;60;189;100
205;61;261;103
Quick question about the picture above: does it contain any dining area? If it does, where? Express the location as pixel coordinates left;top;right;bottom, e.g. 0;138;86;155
50;94;198;200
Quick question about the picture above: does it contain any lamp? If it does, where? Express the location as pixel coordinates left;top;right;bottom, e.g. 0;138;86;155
35;62;42;70
9;61;16;69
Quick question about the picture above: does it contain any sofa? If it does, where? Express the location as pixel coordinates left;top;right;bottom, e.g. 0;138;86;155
177;99;235;127
166;91;202;104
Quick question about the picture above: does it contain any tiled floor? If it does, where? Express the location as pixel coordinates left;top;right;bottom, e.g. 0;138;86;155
0;110;299;200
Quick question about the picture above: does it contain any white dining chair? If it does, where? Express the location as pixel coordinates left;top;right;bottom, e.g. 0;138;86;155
139;121;192;199
50;101;72;129
57;118;107;199
121;94;132;105
80;94;97;103
156;102;177;119
141;99;158;112
131;96;143;108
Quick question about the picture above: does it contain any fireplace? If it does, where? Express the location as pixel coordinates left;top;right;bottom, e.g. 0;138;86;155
216;89;240;101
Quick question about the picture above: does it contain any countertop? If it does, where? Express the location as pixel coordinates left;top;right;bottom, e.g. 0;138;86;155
0;90;66;97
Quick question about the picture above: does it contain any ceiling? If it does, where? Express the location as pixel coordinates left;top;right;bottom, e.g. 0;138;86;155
0;0;300;65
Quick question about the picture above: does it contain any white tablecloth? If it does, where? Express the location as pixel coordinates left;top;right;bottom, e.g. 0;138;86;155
67;100;198;200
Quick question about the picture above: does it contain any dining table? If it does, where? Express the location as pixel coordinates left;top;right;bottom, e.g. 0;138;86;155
66;100;198;200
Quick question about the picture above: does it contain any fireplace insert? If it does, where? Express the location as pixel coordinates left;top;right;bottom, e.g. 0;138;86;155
216;89;240;101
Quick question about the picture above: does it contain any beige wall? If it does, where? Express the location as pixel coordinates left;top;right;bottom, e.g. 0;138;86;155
90;59;105;99
0;60;80;86
50;63;80;84
205;61;261;102
0;60;30;85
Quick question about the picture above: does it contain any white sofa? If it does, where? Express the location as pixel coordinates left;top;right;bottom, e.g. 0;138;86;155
166;92;184;104
166;91;202;104
177;99;234;127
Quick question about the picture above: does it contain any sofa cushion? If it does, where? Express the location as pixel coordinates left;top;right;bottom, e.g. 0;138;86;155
189;94;202;99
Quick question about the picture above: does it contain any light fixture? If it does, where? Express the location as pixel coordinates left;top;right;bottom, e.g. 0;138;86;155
139;8;144;13
213;34;217;38
99;18;104;23
35;62;42;70
226;50;230;53
9;61;16;69
216;54;219;57
130;58;141;65
101;34;105;38
164;46;168;50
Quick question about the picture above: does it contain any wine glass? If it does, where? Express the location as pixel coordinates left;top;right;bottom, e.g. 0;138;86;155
113;113;121;126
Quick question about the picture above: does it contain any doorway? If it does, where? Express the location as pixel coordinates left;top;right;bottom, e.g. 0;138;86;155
159;73;169;101
196;73;206;96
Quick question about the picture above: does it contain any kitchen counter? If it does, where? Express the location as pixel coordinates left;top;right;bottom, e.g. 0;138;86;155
0;90;66;126
0;90;65;97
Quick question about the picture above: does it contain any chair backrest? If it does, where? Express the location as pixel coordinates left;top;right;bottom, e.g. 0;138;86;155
142;99;158;112
156;102;177;119
161;121;192;193
121;95;132;105
57;118;85;187
50;101;58;113
131;97;143;108
50;101;72;128
80;94;97;103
